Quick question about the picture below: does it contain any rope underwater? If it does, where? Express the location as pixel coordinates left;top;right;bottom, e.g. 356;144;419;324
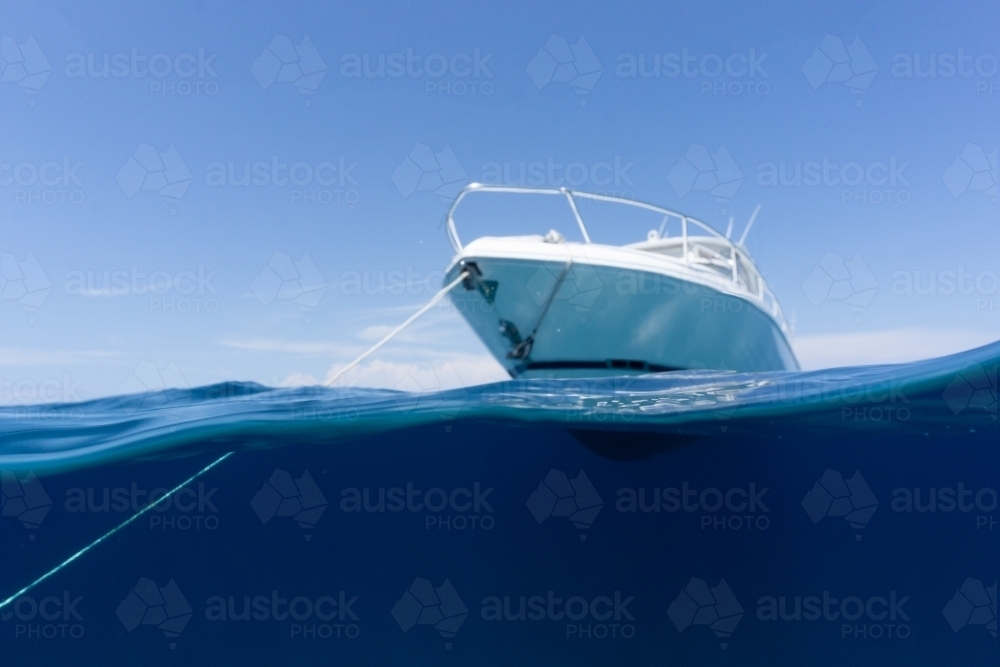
0;270;472;609
0;452;233;611
325;269;469;386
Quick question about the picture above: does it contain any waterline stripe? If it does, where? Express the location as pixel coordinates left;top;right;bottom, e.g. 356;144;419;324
0;451;234;610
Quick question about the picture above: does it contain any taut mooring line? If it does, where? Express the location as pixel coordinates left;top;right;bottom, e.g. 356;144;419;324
326;269;469;386
0;451;234;610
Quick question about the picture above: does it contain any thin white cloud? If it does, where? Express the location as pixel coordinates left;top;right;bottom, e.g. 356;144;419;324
356;324;395;342
353;322;458;344
222;303;467;355
793;327;999;369
325;305;508;388
277;372;322;387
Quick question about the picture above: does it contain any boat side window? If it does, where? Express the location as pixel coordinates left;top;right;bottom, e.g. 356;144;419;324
639;240;761;296
737;254;760;294
647;244;684;258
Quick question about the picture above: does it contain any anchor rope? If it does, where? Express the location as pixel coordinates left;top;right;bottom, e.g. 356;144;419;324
0;268;476;609
325;269;469;386
0;451;233;610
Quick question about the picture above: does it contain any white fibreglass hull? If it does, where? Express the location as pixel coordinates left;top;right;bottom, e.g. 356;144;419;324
445;238;798;378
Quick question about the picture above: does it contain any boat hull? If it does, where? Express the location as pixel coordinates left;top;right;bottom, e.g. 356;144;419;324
446;253;798;378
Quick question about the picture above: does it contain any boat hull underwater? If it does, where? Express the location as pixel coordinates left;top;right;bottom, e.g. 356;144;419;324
445;238;798;379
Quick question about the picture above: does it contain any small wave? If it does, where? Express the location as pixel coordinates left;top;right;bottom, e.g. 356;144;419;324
1;341;996;474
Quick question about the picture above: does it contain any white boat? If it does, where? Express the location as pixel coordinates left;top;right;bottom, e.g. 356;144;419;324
443;184;798;378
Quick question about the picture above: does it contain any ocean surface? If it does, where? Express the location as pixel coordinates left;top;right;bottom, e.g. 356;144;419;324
1;343;997;665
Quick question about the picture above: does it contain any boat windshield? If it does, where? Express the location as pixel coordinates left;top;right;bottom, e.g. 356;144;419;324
445;184;786;330
641;237;761;296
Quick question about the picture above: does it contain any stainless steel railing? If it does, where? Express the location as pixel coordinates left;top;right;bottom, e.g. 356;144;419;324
445;183;788;332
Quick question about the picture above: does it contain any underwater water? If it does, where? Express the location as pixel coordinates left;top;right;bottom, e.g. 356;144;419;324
0;343;996;665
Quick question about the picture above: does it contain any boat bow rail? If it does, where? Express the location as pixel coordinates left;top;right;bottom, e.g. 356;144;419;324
445;183;789;332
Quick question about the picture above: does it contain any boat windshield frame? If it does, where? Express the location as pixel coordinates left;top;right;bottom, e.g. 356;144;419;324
445;183;789;332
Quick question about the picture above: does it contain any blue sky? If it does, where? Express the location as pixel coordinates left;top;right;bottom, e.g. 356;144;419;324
0;0;998;402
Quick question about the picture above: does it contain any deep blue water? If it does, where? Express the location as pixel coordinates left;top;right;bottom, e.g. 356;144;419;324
1;343;997;665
